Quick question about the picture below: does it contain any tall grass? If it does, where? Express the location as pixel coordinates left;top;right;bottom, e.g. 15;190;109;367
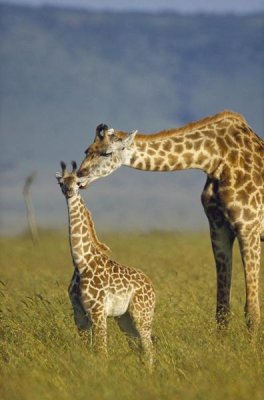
0;231;263;400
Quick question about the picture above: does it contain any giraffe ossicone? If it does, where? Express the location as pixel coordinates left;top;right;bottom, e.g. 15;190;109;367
56;161;156;366
78;110;264;334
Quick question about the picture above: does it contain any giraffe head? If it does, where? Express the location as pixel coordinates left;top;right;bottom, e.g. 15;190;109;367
78;123;137;188
56;161;85;198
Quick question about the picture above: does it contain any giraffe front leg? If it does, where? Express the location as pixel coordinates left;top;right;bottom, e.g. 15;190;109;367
237;230;261;334
209;221;235;328
202;178;235;329
90;309;108;356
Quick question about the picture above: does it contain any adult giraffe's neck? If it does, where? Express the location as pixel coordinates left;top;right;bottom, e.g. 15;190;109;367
66;195;108;271
120;111;246;177
125;128;221;176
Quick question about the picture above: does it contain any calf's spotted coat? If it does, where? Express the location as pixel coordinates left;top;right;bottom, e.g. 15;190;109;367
56;162;155;364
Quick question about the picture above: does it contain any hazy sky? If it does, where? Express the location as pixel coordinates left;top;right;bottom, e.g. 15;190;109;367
2;0;264;13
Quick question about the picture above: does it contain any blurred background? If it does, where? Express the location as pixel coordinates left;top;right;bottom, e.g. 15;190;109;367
0;0;264;235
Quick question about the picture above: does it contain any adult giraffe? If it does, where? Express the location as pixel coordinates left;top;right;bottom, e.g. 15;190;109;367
78;110;264;333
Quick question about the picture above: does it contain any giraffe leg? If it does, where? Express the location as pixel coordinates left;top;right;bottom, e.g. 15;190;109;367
237;229;261;334
209;221;235;328
202;178;235;328
129;298;154;370
115;311;139;337
135;318;154;370
68;270;91;333
69;294;91;331
115;311;141;353
90;309;108;355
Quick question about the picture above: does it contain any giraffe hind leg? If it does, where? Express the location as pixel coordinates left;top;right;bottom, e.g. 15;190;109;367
71;297;92;331
115;311;139;337
68;271;92;333
237;228;261;334
129;295;154;370
115;311;141;352
134;316;154;370
69;291;92;343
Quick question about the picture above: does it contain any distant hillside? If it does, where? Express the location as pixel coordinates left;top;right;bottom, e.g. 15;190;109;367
0;3;263;233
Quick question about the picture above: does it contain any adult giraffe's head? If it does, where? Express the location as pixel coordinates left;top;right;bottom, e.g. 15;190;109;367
77;123;137;188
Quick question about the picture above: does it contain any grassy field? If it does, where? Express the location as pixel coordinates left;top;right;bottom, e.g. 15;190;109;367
0;230;263;400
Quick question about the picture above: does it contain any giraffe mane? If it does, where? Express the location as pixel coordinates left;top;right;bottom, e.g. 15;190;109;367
115;110;247;142
84;207;110;254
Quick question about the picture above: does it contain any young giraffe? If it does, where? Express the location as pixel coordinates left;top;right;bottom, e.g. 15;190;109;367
78;111;264;334
56;161;155;365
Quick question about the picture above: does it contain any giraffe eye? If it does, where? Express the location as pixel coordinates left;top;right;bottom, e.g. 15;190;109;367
101;152;112;157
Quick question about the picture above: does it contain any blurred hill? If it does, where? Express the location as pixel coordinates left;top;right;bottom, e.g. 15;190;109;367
0;3;263;234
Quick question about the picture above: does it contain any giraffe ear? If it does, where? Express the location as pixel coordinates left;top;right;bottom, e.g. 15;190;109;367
105;129;137;152
124;130;137;146
55;172;62;182
56;171;65;187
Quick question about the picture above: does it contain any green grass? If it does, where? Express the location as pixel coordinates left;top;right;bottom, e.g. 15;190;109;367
0;230;263;400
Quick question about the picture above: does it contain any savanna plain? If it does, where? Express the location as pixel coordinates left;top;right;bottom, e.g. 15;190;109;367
0;231;263;400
